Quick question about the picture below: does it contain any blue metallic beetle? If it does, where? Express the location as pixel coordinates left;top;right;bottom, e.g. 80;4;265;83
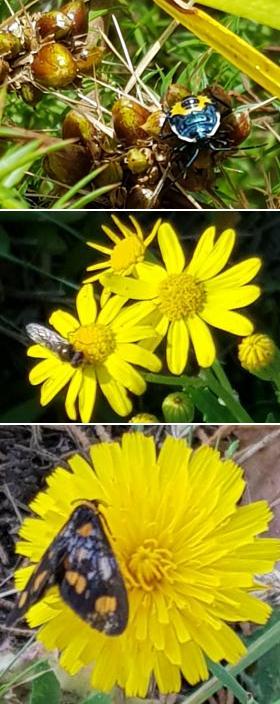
163;93;230;169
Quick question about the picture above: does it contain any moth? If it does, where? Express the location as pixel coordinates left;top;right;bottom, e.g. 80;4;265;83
7;502;129;635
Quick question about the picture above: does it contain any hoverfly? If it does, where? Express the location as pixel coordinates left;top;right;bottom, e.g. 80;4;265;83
26;323;84;367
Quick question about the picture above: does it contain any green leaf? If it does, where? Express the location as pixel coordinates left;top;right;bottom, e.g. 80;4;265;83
28;662;60;704
81;693;112;704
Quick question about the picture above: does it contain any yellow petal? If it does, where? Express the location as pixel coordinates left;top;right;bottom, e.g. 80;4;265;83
65;368;83;420
78;367;97;422
206;257;262;288
117;342;162;371
153;1;280;97
187;315;216;367
40;366;74;405
101;273;158;300
191;0;280;31
96;366;132;416
106;354;146;395
205;285;261;308
98;295;127;325
188;229;236;281
158;223;185;274
201;307;254;335
166;319;189;374
76;284;97;325
29;358;61;385
49;310;79;337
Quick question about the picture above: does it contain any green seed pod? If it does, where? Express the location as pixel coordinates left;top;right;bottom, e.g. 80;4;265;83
95;161;123;187
36;11;72;40
62;110;101;159
112;98;150;145
32;43;77;88
223;110;251;146
162;392;194;423
0;32;22;59
44;144;91;185
61;0;88;35
20;83;42;106
0;58;9;83
125;147;153;174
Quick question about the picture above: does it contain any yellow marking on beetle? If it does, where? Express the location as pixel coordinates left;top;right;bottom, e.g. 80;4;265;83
95;595;117;615
65;570;79;586
18;590;28;608
75;575;87;594
32;570;48;592
77;522;94;538
170;95;211;116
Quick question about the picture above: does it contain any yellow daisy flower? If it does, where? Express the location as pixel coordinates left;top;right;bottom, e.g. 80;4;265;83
14;432;280;697
84;216;161;283
101;224;262;374
27;285;161;422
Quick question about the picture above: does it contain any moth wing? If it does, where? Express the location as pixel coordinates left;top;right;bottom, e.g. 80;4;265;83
7;529;68;627
58;506;129;634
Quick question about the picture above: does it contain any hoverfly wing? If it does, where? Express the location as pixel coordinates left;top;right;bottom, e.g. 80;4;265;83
26;323;66;352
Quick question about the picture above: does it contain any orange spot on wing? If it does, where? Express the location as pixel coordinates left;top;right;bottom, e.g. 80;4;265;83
75;575;87;594
95;595;117;614
32;570;48;592
65;570;79;586
18;590;28;608
77;522;94;537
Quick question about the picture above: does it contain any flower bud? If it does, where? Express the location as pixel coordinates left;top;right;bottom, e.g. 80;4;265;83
32;43;77;88
129;414;158;424
162;392;194;422
238;333;279;381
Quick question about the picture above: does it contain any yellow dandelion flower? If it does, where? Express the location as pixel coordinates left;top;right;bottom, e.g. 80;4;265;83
238;333;276;372
101;223;262;374
27;284;161;422
84;216;161;283
14;432;280;697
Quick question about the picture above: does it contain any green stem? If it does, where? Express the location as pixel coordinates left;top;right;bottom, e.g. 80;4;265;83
145;368;253;422
212;359;236;395
201;367;253;422
207;659;258;704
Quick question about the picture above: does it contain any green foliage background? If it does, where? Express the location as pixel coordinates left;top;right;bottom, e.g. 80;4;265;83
0;0;279;208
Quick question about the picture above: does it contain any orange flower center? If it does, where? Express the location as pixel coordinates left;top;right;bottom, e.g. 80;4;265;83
158;272;206;321
69;324;116;365
126;538;174;591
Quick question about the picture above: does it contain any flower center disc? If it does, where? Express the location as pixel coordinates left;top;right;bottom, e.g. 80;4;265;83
69;324;116;364
110;237;144;273
127;538;174;591
158;272;206;321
